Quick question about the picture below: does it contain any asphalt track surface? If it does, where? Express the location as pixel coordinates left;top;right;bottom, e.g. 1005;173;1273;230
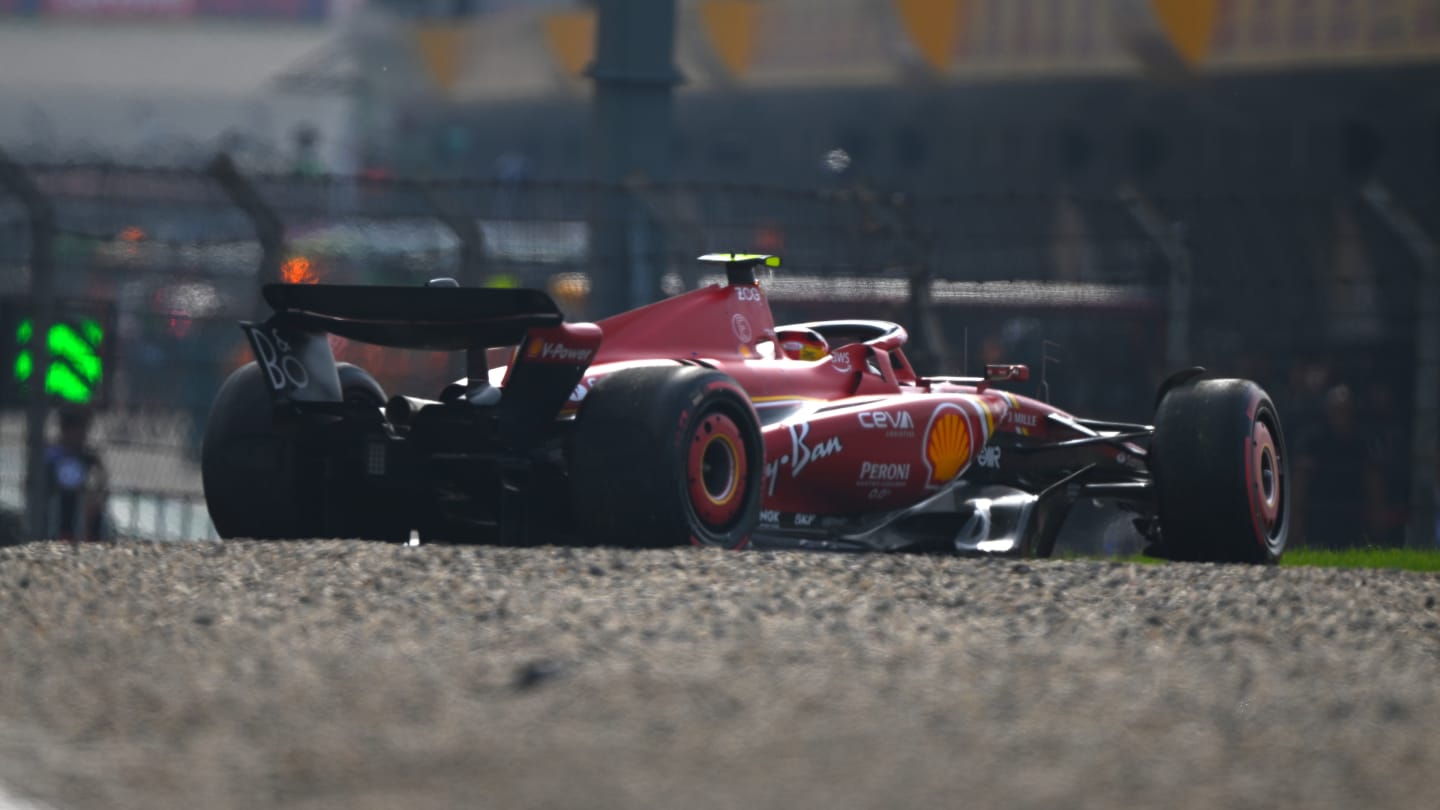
1;540;1438;810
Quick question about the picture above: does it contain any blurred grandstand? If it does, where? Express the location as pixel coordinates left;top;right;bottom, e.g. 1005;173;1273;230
0;0;1436;545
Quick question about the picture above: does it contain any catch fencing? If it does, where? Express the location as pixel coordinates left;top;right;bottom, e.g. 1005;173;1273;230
0;151;1434;548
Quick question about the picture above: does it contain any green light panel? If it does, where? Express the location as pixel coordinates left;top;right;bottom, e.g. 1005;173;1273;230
12;317;106;404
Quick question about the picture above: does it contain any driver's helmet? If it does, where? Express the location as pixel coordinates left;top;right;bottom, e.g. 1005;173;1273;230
777;326;829;361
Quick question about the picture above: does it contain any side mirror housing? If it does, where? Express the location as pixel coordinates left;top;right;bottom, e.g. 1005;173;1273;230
984;363;1030;383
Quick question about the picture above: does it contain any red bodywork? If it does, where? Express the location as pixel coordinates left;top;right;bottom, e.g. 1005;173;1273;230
219;266;1283;560
499;277;1074;521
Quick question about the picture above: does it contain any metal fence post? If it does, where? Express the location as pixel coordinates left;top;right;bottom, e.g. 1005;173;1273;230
858;187;944;374
426;181;488;382
207;153;285;314
588;0;680;315
0;149;57;541
1119;184;1191;371
424;183;486;288
1362;180;1438;549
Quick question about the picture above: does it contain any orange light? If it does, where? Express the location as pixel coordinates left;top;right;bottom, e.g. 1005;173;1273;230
281;256;318;284
548;272;591;299
118;226;145;242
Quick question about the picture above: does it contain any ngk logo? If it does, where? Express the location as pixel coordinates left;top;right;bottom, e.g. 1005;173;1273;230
858;411;914;431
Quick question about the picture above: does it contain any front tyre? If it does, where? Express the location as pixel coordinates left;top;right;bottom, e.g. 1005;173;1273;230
570;366;763;548
1151;378;1289;563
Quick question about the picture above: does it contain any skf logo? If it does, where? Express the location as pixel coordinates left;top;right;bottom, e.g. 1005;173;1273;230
527;340;592;364
923;403;973;488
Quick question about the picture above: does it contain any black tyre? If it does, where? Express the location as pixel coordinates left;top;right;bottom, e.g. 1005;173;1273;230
570;366;763;548
1152;378;1289;563
201;361;396;540
337;363;386;410
202;362;307;539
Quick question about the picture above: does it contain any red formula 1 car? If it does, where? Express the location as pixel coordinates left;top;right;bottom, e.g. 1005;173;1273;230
202;255;1289;563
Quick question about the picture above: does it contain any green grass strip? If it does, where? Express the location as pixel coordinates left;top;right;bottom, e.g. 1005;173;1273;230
1280;547;1440;572
1061;547;1440;572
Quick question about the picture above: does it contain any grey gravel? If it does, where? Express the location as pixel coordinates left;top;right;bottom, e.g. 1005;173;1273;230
1;541;1438;810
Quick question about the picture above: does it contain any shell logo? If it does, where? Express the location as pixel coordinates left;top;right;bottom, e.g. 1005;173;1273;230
923;403;973;488
526;340;543;358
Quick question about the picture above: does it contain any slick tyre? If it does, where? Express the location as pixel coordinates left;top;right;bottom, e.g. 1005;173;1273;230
1152;378;1289;564
202;362;393;540
201;362;308;539
570;366;763;548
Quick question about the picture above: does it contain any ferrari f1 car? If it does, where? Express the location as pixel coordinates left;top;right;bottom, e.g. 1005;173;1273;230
202;254;1288;563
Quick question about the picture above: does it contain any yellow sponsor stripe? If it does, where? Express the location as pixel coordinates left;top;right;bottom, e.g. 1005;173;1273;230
751;395;826;403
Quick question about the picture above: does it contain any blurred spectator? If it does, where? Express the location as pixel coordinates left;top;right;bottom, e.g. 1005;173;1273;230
1362;381;1409;546
292;123;325;178
42;404;112;543
1292;384;1384;549
1277;355;1333;451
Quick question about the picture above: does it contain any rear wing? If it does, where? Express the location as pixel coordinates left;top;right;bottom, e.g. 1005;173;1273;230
241;284;601;436
261;283;563;350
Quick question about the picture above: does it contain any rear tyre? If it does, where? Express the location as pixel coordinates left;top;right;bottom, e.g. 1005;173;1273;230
1151;378;1289;563
337;363;386;410
201;361;400;540
202;363;307;539
570;366;763;548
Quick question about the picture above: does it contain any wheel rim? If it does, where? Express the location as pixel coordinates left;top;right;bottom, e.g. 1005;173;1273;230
688;411;747;528
1248;419;1283;546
